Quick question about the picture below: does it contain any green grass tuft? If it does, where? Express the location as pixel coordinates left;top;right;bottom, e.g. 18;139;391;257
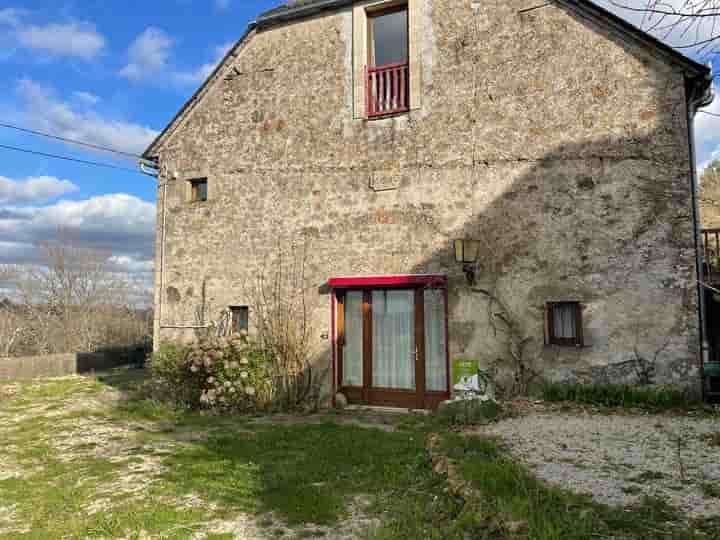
541;382;695;410
701;482;720;499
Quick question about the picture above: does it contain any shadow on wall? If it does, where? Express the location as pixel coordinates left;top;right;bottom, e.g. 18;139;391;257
310;64;699;396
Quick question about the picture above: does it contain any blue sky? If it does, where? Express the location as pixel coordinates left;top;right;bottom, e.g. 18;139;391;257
0;0;719;295
0;0;277;290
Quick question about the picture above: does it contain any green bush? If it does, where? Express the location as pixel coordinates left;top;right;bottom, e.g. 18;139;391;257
541;382;695;409
150;336;273;411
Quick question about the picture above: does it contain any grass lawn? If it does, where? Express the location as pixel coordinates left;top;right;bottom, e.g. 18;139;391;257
0;370;431;539
0;370;718;539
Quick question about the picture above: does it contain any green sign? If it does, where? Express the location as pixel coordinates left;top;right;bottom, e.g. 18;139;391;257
452;358;477;385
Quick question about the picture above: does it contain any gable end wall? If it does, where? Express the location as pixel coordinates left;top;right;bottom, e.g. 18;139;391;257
152;0;700;398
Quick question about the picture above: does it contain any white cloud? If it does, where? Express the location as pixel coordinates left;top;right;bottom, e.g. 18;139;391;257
16;79;159;156
0;176;78;205
696;85;720;168
109;255;154;274
120;27;174;81
0;193;156;293
72;91;100;106
172;41;234;86
0;193;155;263
16;21;105;60
120;26;234;87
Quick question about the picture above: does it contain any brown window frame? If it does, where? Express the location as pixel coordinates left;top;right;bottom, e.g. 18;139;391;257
335;284;450;410
546;301;584;347
229;306;249;335
189;178;208;202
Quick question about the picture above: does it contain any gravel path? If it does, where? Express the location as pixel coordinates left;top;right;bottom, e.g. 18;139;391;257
480;411;720;519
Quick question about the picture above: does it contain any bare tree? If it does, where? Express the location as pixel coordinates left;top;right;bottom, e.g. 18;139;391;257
609;1;720;58
7;239;149;355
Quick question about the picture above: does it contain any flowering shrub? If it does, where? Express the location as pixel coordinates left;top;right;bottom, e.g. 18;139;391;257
150;334;274;411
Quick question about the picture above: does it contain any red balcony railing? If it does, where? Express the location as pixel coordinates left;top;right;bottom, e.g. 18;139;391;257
366;62;409;118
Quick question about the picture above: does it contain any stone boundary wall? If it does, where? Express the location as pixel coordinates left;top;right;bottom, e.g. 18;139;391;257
0;352;135;380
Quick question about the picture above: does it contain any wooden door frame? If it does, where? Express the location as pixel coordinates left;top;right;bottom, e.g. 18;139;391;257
330;275;450;410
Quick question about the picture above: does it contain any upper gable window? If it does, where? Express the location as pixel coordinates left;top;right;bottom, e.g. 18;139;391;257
353;1;422;119
365;4;409;118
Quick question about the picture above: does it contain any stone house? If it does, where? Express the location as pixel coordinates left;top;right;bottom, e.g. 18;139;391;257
143;0;715;408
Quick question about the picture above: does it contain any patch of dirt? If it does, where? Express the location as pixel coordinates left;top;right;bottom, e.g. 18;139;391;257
2;373;384;539
250;410;409;433
476;411;720;519
0;383;19;401
0;504;30;536
192;496;379;540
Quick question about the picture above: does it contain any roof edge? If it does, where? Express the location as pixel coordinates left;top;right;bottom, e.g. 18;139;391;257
142;23;257;160
146;0;713;160
256;0;353;28
256;0;710;78
559;0;710;78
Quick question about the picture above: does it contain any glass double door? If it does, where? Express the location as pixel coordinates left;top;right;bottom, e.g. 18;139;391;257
338;288;448;409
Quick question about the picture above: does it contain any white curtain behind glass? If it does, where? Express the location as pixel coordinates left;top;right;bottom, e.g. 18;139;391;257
343;291;363;386
424;289;447;392
372;290;415;389
553;303;576;338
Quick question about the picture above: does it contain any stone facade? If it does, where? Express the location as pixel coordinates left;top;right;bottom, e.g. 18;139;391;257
148;0;706;401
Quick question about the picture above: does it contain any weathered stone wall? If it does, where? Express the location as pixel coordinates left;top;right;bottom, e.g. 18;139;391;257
0;352;133;380
152;0;700;398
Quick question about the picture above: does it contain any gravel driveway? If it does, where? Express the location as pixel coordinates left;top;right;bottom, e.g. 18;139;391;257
479;408;720;519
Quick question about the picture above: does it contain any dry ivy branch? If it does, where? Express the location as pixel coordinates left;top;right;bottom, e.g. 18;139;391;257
247;240;323;409
471;287;537;396
631;322;673;385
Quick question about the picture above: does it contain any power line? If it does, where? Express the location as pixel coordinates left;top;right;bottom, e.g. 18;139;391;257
699;110;720;117
0;122;143;159
0;143;141;174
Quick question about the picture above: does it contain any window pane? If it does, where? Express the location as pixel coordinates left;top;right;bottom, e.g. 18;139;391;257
232;306;248;334
195;181;208;201
372;289;415;389
343;292;363;386
424;289;447;392
553;304;576;339
371;9;408;66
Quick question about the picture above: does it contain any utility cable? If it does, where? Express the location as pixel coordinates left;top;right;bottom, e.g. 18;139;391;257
0;143;141;174
0;122;144;159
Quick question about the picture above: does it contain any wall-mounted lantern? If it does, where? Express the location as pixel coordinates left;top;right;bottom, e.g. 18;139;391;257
454;239;480;285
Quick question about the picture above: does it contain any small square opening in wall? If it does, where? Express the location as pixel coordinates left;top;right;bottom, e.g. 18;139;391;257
547;302;583;347
230;306;249;335
189;178;207;202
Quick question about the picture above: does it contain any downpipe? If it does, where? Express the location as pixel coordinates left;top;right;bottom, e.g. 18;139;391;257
686;67;714;398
